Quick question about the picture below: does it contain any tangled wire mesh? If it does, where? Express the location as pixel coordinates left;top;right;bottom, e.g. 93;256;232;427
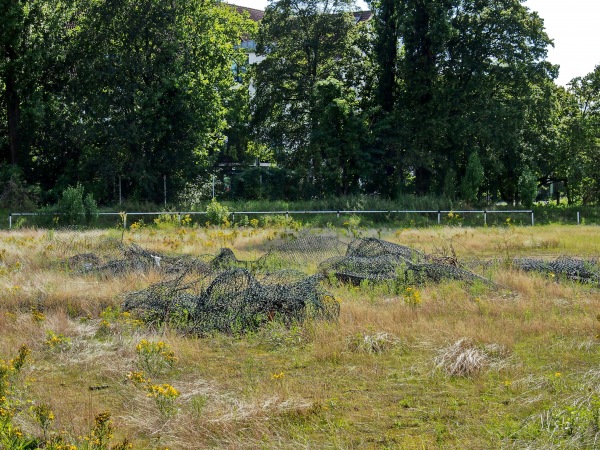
123;268;338;334
319;237;491;285
52;234;599;335
512;256;600;284
254;235;348;271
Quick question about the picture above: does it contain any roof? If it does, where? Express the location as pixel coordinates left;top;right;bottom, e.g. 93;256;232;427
353;10;372;23
233;5;265;22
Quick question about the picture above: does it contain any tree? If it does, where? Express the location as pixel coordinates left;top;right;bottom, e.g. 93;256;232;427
441;0;555;202
362;0;403;197
564;65;600;203
370;0;400;115
460;151;484;204
309;78;367;195
252;0;367;196
369;0;555;199
0;0;74;166
29;0;255;203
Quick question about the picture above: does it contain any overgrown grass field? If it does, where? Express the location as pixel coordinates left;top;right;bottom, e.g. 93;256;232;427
1;224;600;449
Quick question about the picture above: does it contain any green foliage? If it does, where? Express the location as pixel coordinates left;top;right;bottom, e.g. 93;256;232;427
45;330;72;351
206;199;230;226
559;65;600;204
0;345;32;449
252;0;368;196
0;0;76;168
309;78;368;196
56;184;98;226
146;384;180;418
0;164;39;210
369;0;556;199
461;153;485;204
0;0;598;207
442;168;457;201
518;167;539;208
230;166;305;201
178;176;226;209
4;0;255;205
70;0;254;202
135;339;177;375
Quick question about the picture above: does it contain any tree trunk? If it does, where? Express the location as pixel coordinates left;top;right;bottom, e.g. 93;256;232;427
375;0;398;113
415;166;431;195
565;180;572;205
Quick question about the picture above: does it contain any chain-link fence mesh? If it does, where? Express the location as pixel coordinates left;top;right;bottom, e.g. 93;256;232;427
49;233;599;334
512;257;600;284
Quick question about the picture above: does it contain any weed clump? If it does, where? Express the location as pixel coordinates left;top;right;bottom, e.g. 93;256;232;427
346;331;401;354
434;338;490;377
135;339;177;375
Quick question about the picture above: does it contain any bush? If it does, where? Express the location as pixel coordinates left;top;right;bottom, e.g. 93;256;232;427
39;184;99;226
518;167;538;208
460;152;484;204
206;199;230;225
59;184;98;225
178;175;225;209
0;164;39;210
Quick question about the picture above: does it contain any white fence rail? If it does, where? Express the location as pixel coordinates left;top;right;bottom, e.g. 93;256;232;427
8;209;537;229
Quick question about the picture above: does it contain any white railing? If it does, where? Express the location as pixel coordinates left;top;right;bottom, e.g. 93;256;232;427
7;209;537;229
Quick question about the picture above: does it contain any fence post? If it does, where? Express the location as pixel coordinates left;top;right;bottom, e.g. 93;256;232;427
9;214;12;230
437;211;441;225
123;213;127;229
531;211;534;226
336;210;340;218
577;211;580;225
178;213;181;226
231;212;235;224
483;211;487;226
286;211;289;219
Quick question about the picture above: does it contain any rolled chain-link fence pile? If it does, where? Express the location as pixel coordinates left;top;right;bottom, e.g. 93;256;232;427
51;234;599;334
121;236;348;334
53;234;211;277
512;256;600;284
123;268;338;334
318;238;492;285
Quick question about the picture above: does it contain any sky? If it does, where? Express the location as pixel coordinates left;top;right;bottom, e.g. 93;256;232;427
231;0;600;86
525;0;599;85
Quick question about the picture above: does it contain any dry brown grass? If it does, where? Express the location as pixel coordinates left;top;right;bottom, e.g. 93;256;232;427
1;225;600;448
387;224;600;258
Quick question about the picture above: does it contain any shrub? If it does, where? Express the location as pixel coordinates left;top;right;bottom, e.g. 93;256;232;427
402;287;422;307
47;184;98;226
460;152;484;204
518;167;538;208
146;384;180;418
45;330;72;352
0;164;39;210
135;340;177;375
206;199;230;226
178;176;225;209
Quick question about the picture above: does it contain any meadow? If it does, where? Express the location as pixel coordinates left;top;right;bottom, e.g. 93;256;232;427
1;223;600;449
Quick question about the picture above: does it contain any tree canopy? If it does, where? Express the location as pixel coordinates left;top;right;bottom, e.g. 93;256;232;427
2;0;255;203
1;0;599;207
